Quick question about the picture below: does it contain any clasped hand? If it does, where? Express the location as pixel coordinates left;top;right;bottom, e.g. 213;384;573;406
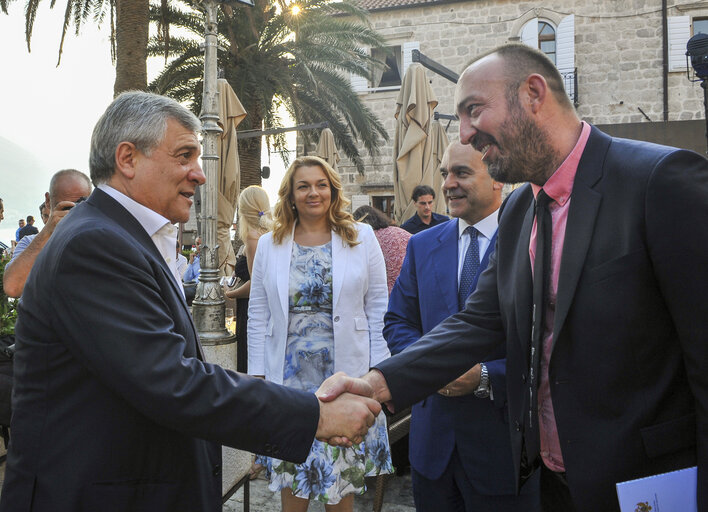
314;372;383;447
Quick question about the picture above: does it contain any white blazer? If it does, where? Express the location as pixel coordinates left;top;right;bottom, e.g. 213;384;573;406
247;222;390;384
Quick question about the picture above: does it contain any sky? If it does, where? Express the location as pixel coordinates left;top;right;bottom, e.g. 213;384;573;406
0;2;288;248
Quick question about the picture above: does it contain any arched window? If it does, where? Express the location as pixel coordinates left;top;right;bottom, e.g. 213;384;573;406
538;21;556;64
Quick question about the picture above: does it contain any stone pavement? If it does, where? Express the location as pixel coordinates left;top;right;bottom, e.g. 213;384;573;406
0;450;414;512
224;472;415;512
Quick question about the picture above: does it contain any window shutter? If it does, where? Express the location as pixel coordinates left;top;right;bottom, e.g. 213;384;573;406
520;18;538;48
556;15;575;100
402;41;420;76
668;16;690;72
350;71;368;93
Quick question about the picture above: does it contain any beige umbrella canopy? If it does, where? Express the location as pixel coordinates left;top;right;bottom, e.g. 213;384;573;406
315;128;341;172
429;119;450;215
393;62;438;224
217;78;247;277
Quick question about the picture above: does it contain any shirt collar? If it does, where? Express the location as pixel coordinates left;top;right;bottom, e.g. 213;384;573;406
531;121;591;205
457;208;499;241
98;184;172;236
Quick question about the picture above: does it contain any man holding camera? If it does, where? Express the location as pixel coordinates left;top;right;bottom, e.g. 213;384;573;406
3;169;92;298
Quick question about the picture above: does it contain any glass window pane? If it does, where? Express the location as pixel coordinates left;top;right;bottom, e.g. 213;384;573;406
695;19;708;35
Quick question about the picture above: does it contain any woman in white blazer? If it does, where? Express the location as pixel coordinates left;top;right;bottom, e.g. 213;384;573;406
248;156;392;511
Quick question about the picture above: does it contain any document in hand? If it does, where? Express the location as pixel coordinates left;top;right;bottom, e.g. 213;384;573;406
616;466;696;512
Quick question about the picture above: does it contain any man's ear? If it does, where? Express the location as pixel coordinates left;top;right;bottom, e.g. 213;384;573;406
524;74;548;114
114;142;138;179
492;180;504;191
44;192;50;209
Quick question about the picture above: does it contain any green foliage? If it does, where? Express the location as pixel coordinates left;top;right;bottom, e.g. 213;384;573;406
0;258;17;336
147;0;389;173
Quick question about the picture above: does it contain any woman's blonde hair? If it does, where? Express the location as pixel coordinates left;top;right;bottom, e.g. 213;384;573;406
272;156;359;247
237;185;273;243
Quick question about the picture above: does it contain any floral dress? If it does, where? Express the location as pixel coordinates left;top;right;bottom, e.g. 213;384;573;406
258;241;393;504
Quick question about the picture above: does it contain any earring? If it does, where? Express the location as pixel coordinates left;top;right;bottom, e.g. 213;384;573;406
291;203;296;210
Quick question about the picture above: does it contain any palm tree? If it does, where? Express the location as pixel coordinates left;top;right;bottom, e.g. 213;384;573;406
148;0;388;188
1;0;151;95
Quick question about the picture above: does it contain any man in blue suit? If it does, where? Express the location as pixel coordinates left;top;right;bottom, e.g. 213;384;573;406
384;141;540;511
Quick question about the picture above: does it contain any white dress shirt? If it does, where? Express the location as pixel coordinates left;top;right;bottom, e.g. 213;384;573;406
98;184;184;297
456;209;500;284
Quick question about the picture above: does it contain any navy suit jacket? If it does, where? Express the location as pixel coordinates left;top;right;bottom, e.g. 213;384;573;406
376;127;708;512
0;189;320;512
384;218;516;494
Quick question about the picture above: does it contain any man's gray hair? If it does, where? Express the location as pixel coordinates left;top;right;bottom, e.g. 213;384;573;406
89;91;201;185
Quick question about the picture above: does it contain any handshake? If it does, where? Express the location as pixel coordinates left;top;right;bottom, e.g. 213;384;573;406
314;370;393;447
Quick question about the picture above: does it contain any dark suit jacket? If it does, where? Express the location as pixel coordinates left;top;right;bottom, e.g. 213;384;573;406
376;127;708;512
400;212;449;235
384;218;516;495
0;189;319;512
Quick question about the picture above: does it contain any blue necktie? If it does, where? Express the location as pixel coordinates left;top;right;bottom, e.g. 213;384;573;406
458;226;480;310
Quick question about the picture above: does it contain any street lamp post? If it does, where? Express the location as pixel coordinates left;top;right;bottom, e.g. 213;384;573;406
191;0;246;344
686;33;708;154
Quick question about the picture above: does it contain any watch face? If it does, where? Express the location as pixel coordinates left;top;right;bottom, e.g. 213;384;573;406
474;387;490;398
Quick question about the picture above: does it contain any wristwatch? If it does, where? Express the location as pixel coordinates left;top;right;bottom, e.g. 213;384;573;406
473;363;490;398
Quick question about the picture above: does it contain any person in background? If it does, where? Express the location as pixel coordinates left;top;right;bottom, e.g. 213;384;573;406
39;202;49;225
400;184;448;235
224;185;273;373
3;169;92;298
13;219;25;249
176;240;188;279
183;236;202;282
353;205;411;295
385;141;540;511
17;215;38;240
248;156;393;511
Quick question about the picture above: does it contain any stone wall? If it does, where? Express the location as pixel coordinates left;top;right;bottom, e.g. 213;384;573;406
331;0;708;199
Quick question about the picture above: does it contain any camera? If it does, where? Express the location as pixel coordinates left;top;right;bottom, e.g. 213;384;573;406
62;196;88;211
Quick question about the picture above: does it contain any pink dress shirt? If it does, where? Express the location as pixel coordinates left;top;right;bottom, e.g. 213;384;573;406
529;121;591;472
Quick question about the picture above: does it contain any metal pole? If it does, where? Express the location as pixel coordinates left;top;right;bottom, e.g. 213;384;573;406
703;81;708;155
192;0;235;344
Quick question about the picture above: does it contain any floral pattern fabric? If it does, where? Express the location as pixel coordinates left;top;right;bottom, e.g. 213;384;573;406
257;241;393;504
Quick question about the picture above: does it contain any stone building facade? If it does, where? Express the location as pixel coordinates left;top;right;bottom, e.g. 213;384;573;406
330;0;708;218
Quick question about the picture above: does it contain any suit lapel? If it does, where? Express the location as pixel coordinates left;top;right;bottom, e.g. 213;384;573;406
331;230;347;310
432;219;460;316
89;189;204;359
515;200;535;360
551;127;607;353
276;228;295;319
472;229;498;290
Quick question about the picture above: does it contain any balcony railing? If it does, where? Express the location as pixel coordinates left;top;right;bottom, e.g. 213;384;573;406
562;68;579;108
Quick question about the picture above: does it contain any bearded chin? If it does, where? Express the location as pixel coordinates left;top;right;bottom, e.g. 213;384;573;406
487;158;527;184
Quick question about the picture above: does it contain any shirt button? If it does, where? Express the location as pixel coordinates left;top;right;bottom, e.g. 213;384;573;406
515;421;521;432
212;464;221;476
521;373;527;383
333;316;340;322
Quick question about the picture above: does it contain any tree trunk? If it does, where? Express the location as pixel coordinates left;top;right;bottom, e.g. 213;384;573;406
237;107;264;190
238;137;262;189
113;0;149;96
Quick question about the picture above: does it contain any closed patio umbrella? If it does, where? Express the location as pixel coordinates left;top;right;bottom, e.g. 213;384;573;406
217;78;247;276
429;119;449;215
392;63;438;224
315;127;340;172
